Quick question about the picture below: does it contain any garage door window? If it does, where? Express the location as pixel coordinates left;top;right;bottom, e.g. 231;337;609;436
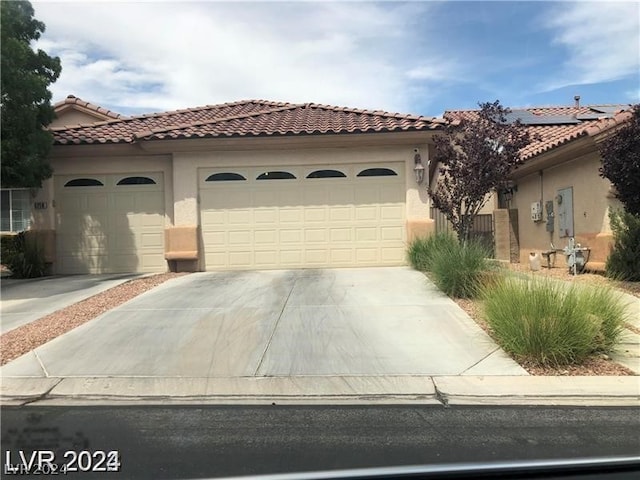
357;168;397;177
256;171;296;180
64;178;104;187
117;176;156;185
306;169;347;179
206;173;246;182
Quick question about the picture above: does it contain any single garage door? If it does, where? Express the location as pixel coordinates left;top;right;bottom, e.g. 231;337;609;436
199;164;406;270
55;173;165;274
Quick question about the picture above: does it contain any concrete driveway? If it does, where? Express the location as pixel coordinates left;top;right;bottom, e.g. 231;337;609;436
0;274;140;333
1;268;526;378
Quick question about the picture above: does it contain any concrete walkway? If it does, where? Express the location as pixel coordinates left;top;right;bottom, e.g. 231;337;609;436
0;274;140;333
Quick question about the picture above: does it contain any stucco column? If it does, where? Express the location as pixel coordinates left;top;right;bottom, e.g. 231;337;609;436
165;153;200;270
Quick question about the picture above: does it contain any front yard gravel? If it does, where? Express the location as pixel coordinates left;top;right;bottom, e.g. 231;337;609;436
1;272;187;366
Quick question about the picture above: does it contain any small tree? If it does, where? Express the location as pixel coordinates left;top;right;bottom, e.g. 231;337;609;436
429;101;534;242
1;0;61;188
599;104;640;216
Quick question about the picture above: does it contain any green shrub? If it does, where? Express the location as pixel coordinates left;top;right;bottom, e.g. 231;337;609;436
482;277;628;366
407;232;457;272
1;232;47;278
1;234;20;264
606;210;640;281
430;238;492;298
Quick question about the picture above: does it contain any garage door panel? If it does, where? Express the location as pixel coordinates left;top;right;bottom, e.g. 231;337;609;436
254;230;277;245
330;249;353;263
141;253;165;269
329;207;351;221
200;163;405;270
135;192;163;211
229;251;253;266
229;230;252;245
381;205;404;220
279;208;302;223
355;189;378;204
356;249;377;263
330;228;352;242
87;194;109;210
228;210;252;224
305;208;326;222
280;229;302;243
355;227;378;241
255;250;278;267
355;206;377;221
305;229;327;242
304;188;328;205
280;250;303;264
329;189;353;205
254;209;277;223
305;250;328;264
254;190;279;207
381;226;404;241
202;210;225;225
140;232;164;248
382;247;405;262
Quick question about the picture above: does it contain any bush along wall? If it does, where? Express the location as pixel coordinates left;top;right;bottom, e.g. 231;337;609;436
0;231;47;278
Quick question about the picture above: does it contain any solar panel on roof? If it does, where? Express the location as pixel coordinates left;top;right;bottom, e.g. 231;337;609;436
576;113;610;121
589;105;627;114
504;110;580;125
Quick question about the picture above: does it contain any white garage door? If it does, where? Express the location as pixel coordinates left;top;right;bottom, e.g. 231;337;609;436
55;173;166;274
199;164;406;270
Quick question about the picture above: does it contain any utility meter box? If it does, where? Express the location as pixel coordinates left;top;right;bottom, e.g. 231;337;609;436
531;201;543;222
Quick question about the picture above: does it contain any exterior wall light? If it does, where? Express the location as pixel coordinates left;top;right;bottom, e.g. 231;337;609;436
500;180;517;202
413;148;425;184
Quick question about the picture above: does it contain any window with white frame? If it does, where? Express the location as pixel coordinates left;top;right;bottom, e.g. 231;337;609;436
1;189;32;232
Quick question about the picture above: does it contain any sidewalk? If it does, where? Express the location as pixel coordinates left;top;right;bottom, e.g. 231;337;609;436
1;375;638;407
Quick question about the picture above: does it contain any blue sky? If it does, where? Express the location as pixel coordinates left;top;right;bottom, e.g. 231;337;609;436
33;1;639;117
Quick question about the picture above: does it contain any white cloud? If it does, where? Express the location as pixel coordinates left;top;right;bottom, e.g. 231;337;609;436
540;1;640;91
32;1;446;114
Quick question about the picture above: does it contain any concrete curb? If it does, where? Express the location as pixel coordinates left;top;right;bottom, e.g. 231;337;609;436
1;375;638;406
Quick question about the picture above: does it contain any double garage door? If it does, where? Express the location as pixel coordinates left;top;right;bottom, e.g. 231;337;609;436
199;164;407;270
55;173;165;274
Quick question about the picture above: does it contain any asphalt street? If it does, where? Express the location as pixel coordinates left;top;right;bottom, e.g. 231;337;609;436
1;405;639;479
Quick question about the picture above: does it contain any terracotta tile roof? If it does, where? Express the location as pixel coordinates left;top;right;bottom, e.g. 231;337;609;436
51;99;445;145
444;104;632;160
53;94;126;121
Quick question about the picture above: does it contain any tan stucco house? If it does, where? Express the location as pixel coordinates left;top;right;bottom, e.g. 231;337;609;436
442;102;634;270
21;96;446;274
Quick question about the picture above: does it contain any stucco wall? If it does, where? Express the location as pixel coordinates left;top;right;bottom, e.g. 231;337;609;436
50;110;106;128
512;150;622;265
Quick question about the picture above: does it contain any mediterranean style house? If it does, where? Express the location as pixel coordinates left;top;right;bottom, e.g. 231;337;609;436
3;95;632;274
15;95;444;274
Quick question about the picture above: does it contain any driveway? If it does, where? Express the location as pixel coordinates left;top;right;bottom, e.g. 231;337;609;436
0;274;140;333
1;268;526;378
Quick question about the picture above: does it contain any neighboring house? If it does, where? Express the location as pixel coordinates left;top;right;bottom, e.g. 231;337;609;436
441;102;634;269
28;97;446;274
1;95;125;237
